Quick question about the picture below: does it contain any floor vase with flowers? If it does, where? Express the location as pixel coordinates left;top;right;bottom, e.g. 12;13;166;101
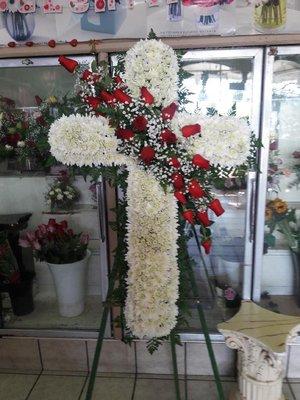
48;250;91;317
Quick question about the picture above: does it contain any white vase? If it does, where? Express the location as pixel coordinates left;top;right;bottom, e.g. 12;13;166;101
47;250;91;317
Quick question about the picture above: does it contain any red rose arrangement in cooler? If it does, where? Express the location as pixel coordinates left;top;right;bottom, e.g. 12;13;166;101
49;39;254;339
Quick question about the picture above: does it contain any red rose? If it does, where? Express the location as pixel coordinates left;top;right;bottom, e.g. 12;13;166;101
114;75;123;85
188;179;205;199
196;211;211;227
35;95;43;106
202;238;212;255
140;87;154;105
81;70;92;81
116;128;134;140
181;124;201;138
7;133;21;146
140;146;155;164
132;116;148;132
113;89;132;104
182;210;194;224
169;157;181;168
100;91;115;104
161;102;178;121
160;129;177;144
36;115;47;126
208;199;225;217
174;191;187;204
86;96;101;110
7;42;16;48
58;55;79;73
171;172;184;190
192;154;210;170
26;41;34;47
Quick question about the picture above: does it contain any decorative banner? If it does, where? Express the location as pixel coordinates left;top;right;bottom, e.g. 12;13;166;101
0;1;300;45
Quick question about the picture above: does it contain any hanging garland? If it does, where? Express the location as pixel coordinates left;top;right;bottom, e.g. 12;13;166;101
49;38;258;339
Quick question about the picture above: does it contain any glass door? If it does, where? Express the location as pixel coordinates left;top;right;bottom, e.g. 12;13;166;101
180;48;263;333
0;56;110;336
254;46;300;316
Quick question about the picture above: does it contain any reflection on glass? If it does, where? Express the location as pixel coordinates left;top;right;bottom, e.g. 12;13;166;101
261;54;300;316
0;66;77;108
0;60;105;333
180;53;255;332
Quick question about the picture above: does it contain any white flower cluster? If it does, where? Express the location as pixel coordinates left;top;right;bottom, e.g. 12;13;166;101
123;39;179;107
173;113;251;169
48;114;130;167
125;168;179;339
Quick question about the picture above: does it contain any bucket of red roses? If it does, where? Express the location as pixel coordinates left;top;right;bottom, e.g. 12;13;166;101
20;219;90;317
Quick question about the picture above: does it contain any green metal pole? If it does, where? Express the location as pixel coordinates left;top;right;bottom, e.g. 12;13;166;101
85;265;118;400
170;330;182;400
185;260;225;400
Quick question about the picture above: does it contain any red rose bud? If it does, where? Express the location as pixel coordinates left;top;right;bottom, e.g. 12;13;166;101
36;115;47;126
171;172;184;190
116;128;134;140
140;87;154;105
26;41;34;47
81;70;92;81
35;95;43;106
132;116;148;132
140;146;155;164
48;39;56;48
8;42;16;47
69;39;78;47
192;154;210;170
160;128;177;144
196;211;211;227
58;55;79;73
113;89;132;104
183;210;195;224
100;90;115;104
86;96;101;110
161;102;178;120
114;75;123;85
169;157;181;168
189;179;205;199
181;124;201;138
174;191;187;204
202;238;212;255
208;199;225;217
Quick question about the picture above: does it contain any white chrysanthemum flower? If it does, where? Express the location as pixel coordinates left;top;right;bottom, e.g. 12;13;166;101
48;114;132;167
124;39;179;107
173;113;251;169
125;167;179;339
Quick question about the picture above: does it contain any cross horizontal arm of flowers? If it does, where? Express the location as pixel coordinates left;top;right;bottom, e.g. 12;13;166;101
49;40;252;339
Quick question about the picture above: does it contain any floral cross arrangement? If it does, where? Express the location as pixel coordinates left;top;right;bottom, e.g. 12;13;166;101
49;38;256;339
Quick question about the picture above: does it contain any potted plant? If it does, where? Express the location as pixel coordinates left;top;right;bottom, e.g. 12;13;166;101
265;198;300;305
19;219;90;317
45;170;80;212
0;232;34;316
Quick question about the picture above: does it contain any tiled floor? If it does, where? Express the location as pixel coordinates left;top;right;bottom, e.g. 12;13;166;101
0;372;298;400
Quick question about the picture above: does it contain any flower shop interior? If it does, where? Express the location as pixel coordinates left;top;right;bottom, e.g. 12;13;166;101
0;1;300;400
